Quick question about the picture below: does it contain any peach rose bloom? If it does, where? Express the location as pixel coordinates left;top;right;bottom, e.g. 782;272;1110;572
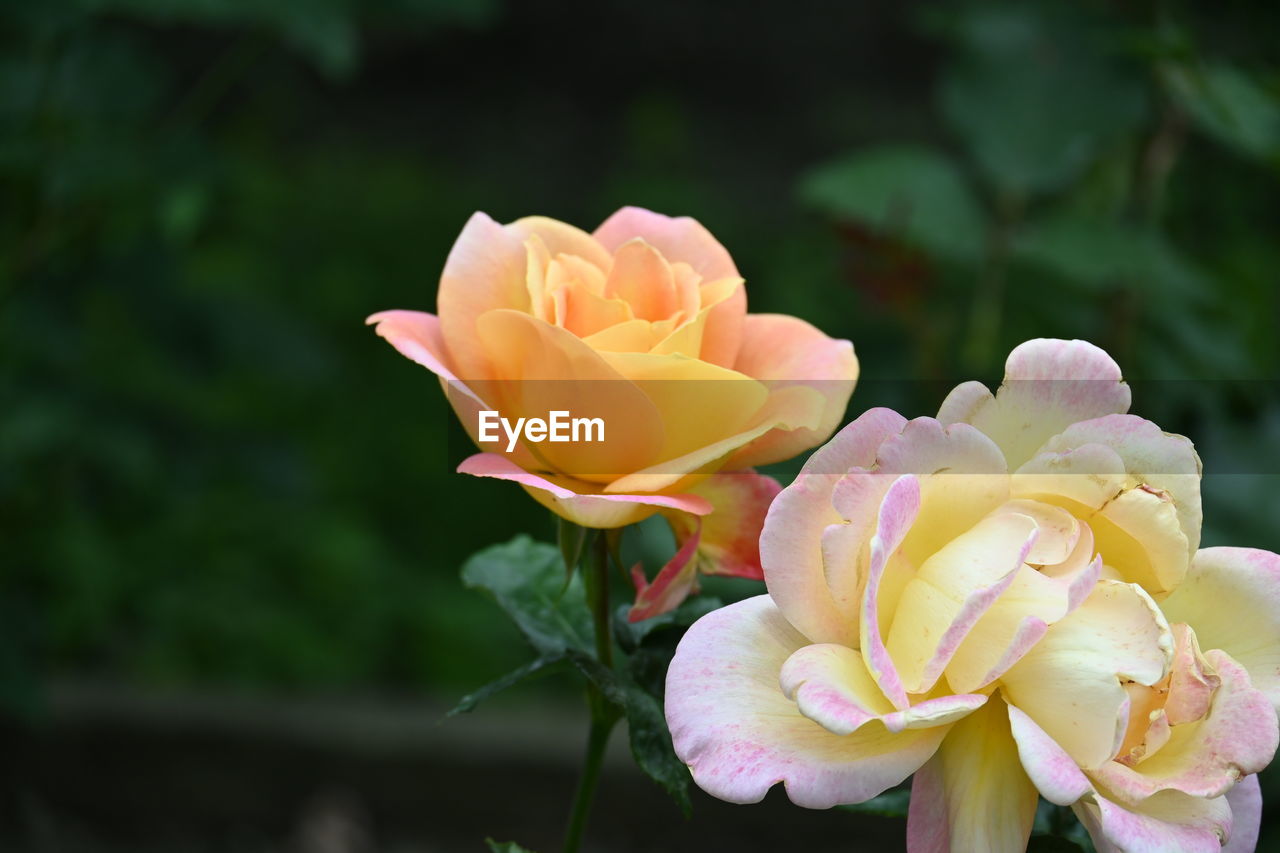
665;339;1279;852
369;208;857;612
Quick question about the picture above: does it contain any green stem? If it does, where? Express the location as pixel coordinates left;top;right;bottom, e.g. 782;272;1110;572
562;532;619;853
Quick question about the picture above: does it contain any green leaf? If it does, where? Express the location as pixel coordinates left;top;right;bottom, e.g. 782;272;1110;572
836;786;910;818
557;516;589;584
800;145;986;262
485;840;537;853
1012;215;1209;299
1163;63;1280;165
937;5;1147;194
446;655;566;717
621;681;693;817
563;650;692;816
461;536;594;655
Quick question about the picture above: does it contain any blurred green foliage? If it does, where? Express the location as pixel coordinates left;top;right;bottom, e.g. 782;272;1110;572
2;0;1278;731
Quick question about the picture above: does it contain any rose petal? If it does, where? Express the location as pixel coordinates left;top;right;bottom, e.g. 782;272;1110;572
665;595;945;808
724;314;859;470
508;215;612;270
906;697;1037;853
858;474;922;709
474;308;667;483
1161;547;1280;710
628;528;701;622
760;408;908;646
666;470;781;580
1001;580;1173;769
366;310;538;470
873;418;1011;569
594;207;744;366
436;212;532;380
1007;704;1094;806
937;338;1131;470
457;453;711;528
780;643;986;736
885;511;1036;694
1091;649;1278;803
1222;775;1262;853
945;517;1102;694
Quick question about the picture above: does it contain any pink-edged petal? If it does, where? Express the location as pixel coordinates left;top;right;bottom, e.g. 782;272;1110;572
628;528;701;622
1007;704;1094;805
1039;414;1202;554
593;207;744;366
885;511;1036;695
665;595;945;808
593;206;739;283
859;474;922;710
1001;580;1173;769
366;310;539;469
1222;775;1262;853
1020;414;1200;595
1091;649;1278;804
435;212;531;380
1161;547;1280;710
760;408;908;646
873;418;1011;569
457;453;711;529
665;470;781;581
724;314;859;470
946;514;1102;694
937;338;1131;470
780;643;986;736
906;697;1037;853
1075;789;1234;853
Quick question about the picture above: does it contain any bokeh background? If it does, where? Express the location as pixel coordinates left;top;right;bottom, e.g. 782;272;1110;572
4;0;1279;850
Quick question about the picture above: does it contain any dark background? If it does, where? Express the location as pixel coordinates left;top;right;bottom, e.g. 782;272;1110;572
3;0;1279;850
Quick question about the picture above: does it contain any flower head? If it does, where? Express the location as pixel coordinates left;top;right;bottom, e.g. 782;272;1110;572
665;339;1279;852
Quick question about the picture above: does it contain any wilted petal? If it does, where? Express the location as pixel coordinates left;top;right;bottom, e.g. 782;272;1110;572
665;470;781;580
665;596;946;808
725;314;859;470
457;453;710;529
761;408;908;647
1001;580;1173;769
628;528;701;622
937;338;1131;470
1161;547;1280;710
907;697;1037;853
